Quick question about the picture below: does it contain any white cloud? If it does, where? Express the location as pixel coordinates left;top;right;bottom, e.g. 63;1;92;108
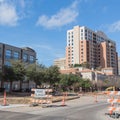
36;0;79;29
0;3;18;26
0;0;4;3
108;20;120;32
0;0;31;26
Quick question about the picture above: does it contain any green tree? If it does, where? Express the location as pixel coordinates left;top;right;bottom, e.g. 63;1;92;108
44;65;60;88
2;65;15;92
59;74;69;91
26;63;46;88
81;79;92;92
74;64;82;67
11;60;26;91
59;73;83;92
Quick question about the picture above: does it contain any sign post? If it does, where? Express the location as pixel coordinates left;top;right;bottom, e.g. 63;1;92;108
34;89;46;98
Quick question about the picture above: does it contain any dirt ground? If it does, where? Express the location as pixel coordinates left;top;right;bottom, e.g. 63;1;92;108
0;93;80;104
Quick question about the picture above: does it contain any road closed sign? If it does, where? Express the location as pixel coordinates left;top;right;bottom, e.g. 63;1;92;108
34;89;46;98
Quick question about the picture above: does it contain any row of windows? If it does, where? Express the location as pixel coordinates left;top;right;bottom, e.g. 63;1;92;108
68;53;74;56
67;39;73;42
68;35;74;39
68;50;74;53
68;29;110;43
5;50;19;59
68;32;73;35
5;49;35;63
67;43;74;46
68;57;74;59
80;29;105;42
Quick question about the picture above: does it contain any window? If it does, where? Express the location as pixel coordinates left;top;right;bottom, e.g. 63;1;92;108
81;52;83;54
0;48;1;58
5;61;11;66
23;53;28;62
13;51;19;60
30;55;34;63
81;37;83;40
5;49;12;59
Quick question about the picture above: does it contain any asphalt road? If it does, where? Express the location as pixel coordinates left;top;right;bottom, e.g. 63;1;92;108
0;102;107;120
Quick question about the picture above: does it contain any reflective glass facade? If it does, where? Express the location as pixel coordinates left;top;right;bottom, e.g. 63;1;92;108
13;51;19;60
5;49;12;59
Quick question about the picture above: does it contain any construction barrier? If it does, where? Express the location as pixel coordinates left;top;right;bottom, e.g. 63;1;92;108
105;91;120;118
105;91;120;95
30;88;53;107
107;98;120;104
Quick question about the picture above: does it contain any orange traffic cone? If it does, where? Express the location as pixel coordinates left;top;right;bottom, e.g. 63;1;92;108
3;90;8;106
61;94;66;106
94;94;98;103
109;110;113;115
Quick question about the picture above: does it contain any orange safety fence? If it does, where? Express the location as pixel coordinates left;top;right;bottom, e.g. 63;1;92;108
105;91;120;116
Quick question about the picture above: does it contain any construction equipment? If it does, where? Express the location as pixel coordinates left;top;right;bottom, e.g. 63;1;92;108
105;86;115;91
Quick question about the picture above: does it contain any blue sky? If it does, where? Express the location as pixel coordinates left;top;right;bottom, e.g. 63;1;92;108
0;0;120;66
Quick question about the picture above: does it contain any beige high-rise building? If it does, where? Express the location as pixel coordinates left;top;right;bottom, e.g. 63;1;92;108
54;57;66;69
66;25;118;75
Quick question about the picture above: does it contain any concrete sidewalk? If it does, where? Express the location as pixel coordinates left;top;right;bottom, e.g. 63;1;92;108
0;104;28;109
